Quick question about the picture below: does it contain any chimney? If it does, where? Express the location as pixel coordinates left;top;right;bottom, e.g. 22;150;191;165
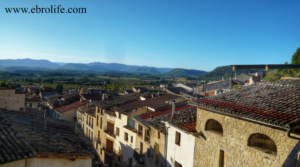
44;110;47;131
80;97;82;102
171;100;176;118
235;73;237;79
102;94;105;101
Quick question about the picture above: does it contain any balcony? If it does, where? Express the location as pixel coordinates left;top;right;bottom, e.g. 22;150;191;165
133;151;145;164
104;130;115;138
138;130;143;138
282;140;300;167
145;136;150;143
105;147;113;154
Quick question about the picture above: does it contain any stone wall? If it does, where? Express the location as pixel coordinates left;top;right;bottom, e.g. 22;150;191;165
194;108;299;167
149;128;166;167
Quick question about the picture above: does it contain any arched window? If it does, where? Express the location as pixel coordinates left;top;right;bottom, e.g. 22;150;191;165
205;119;223;134
248;133;277;155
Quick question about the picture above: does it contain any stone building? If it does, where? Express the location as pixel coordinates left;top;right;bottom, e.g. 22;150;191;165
0;88;25;111
93;93;145;167
25;95;41;108
190;79;300;167
134;105;195;167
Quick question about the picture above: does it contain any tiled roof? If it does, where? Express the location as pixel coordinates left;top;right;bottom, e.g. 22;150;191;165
26;95;42;102
192;81;300;128
40;92;58;100
0;115;37;164
0;109;94;165
147;107;197;132
133;105;196;132
120;94;181;111
80;93;102;101
138;105;193;120
94;93;145;110
133;87;149;93
78;105;96;117
165;87;187;95
55;101;88;114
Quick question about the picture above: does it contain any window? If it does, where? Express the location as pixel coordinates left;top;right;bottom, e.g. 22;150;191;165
158;131;160;139
100;148;102;155
119;113;121;119
248;133;277;155
219;150;224;167
98;130;100;142
97;115;99;126
100;117;103;129
145;129;150;143
19;108;24;112
124;132;128;142
175;161;182;167
131;136;133;143
138;125;143;137
205;119;223;134
91;132;93;140
175;131;181;146
116;127;120;136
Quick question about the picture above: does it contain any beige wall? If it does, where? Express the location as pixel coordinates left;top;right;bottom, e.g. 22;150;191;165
149;128;166;167
26;102;40;108
1;158;92;167
0;89;25;111
194;108;299;167
60;109;76;122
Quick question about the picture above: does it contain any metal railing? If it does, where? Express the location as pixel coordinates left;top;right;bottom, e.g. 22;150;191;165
145;135;150;143
133;151;145;164
282;140;300;167
105;147;113;154
104;126;115;138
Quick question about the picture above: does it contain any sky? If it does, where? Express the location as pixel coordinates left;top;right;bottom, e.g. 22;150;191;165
0;0;299;71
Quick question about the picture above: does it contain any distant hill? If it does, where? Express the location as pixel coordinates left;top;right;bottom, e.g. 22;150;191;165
197;66;264;81
0;59;60;68
88;62;173;73
59;63;107;71
54;62;66;66
164;68;207;77
120;67;160;73
0;66;49;72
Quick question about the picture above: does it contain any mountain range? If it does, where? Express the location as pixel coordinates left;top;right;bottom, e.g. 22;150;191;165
0;59;205;76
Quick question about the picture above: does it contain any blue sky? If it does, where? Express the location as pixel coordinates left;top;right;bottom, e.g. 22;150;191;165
0;0;299;71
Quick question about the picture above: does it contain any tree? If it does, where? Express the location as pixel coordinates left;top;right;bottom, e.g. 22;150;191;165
263;71;281;82
291;47;300;76
0;80;8;87
54;83;64;93
35;89;40;95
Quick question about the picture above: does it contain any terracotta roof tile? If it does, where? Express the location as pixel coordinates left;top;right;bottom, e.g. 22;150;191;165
0;109;94;165
138;105;193;120
55;101;88;114
26;95;42;102
192;80;300;128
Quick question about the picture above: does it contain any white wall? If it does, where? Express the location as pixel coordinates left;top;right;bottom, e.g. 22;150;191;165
166;125;195;167
1;158;92;167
